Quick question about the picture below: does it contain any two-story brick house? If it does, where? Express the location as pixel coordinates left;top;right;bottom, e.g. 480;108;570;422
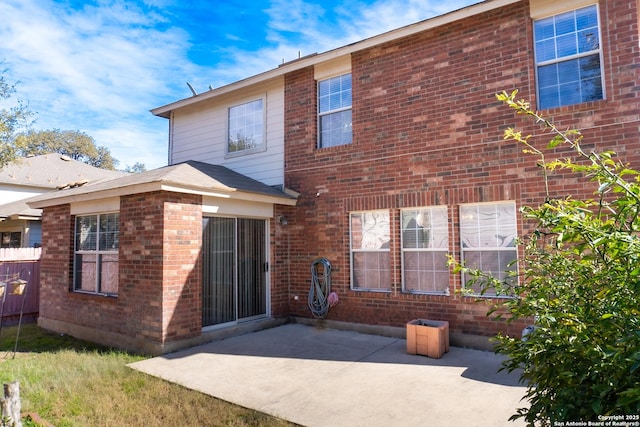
29;0;640;354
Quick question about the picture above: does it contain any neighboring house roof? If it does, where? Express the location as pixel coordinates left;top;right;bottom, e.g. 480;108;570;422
0;195;42;220
0;154;129;220
0;153;128;190
28;161;298;208
151;0;519;118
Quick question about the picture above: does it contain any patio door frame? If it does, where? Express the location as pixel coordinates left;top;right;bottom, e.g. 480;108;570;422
201;215;270;329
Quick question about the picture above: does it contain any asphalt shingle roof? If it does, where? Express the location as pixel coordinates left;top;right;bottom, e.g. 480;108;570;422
0;154;129;219
28;160;296;207
0;153;127;189
0;195;41;219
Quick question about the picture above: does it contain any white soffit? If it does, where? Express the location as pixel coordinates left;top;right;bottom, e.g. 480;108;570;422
202;197;274;218
314;55;352;81
71;197;120;215
529;0;597;19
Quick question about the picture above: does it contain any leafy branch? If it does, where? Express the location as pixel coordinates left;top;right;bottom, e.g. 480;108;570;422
454;91;640;425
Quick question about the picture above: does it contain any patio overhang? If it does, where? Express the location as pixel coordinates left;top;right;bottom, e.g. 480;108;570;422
28;161;298;209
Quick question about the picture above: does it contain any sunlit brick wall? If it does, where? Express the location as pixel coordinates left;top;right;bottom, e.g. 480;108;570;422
281;0;640;339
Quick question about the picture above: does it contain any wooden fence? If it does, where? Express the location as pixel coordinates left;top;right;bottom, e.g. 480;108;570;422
0;248;41;324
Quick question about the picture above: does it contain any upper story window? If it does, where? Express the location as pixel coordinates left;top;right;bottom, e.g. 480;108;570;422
74;213;119;296
318;73;352;148
533;4;603;109
228;99;264;154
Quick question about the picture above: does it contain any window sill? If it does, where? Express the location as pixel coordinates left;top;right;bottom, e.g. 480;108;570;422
402;290;450;297
71;291;118;299
315;142;352;151
350;288;391;293
536;97;607;114
224;145;267;159
460;293;515;300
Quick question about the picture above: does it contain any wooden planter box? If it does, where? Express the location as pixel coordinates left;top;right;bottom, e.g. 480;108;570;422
406;319;450;359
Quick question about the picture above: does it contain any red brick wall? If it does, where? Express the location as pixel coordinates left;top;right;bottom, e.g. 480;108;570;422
271;208;296;317
159;192;202;342
40;203;128;339
39;204;73;321
119;192;165;342
119;191;202;344
39;191;203;350
282;0;640;337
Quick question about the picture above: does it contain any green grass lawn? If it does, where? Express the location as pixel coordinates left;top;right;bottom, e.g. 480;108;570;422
0;323;298;427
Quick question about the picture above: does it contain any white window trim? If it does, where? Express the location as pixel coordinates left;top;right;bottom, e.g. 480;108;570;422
349;209;391;292
400;206;450;295
225;96;267;158
533;4;605;109
317;73;353;149
459;201;518;297
73;212;119;296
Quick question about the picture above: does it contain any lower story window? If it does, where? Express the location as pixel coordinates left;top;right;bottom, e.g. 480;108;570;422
401;206;449;294
74;213;119;295
0;231;21;248
460;202;518;296
350;210;391;291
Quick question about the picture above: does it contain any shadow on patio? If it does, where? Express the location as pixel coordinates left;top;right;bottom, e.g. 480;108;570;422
130;323;527;427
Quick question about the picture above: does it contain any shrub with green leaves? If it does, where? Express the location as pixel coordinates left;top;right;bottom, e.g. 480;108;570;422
453;90;640;425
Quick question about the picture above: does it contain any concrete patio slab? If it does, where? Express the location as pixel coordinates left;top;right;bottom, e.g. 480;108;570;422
129;323;528;427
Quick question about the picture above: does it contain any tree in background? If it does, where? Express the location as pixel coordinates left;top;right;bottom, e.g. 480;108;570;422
452;91;640;425
122;162;147;173
1;65;146;173
15;129;118;170
0;65;34;168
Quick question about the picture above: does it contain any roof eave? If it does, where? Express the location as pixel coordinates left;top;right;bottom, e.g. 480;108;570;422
13;214;41;221
28;182;164;208
28;181;298;209
159;184;298;206
151;0;520;118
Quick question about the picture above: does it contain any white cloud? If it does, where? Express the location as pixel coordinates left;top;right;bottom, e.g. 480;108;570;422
91;124;168;169
337;0;480;43
0;0;197;169
198;0;479;89
0;0;480;171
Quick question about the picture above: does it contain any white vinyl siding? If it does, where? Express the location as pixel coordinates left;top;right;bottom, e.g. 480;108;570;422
169;78;285;188
0;186;46;204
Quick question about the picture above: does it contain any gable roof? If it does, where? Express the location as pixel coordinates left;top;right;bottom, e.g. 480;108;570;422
28;160;298;208
0;153;128;190
151;0;520;118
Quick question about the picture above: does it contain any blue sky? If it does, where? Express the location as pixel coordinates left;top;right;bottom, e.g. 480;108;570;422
0;0;478;170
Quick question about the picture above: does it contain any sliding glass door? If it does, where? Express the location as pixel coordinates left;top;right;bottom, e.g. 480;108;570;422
202;217;267;327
